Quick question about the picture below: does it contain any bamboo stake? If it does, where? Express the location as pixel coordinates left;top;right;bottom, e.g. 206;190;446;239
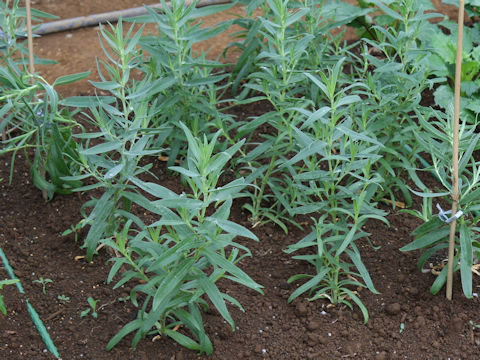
25;0;48;200
446;0;465;301
25;0;34;74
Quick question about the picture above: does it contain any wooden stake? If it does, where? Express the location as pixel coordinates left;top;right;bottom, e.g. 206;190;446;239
25;0;48;200
25;0;35;74
446;0;465;301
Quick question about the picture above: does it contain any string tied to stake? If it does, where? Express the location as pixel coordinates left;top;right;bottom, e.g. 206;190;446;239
436;203;463;223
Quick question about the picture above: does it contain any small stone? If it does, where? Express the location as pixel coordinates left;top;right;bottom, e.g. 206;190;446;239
385;303;401;316
296;303;308;317
414;315;426;329
450;317;464;333
307;320;321;331
376;351;388;360
432;340;441;348
409;287;419;296
175;352;184;360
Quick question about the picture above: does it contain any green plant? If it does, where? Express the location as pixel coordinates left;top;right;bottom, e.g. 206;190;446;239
57;295;70;304
0;0;89;200
470;320;480;329
352;0;442;207
284;59;388;323
66;20;171;260
33;277;52;294
0;278;19;315
419;19;480;122
400;108;480;297
133;0;237;164
81;297;99;319
103;123;262;354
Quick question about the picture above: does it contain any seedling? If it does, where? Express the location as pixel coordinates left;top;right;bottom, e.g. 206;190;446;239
80;297;99;319
57;295;70;304
399;323;405;334
470;320;480;330
33;277;53;295
0;279;19;315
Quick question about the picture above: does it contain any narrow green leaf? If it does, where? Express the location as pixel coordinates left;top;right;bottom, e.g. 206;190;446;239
459;222;473;298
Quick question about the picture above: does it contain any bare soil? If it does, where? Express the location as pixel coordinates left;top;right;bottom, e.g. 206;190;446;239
1;1;479;360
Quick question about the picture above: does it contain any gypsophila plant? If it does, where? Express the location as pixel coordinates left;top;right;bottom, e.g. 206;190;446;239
103;123;262;354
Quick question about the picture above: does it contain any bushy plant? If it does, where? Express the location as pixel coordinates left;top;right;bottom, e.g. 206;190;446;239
401;108;480;297
133;0;237;164
284;59;388;322
0;0;89;200
104;124;262;354
65;20;171;260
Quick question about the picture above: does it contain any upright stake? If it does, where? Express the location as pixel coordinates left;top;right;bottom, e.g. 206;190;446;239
446;0;465;301
25;0;35;74
26;0;48;200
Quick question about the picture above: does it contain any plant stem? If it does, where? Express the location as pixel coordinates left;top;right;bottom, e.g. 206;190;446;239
446;0;464;301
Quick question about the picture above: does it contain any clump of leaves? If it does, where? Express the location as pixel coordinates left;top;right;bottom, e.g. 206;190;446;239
0;0;89;200
104;124;262;354
401;108;480;298
284;59;387;322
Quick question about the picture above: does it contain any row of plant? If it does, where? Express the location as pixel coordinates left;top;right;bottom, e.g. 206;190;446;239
1;0;480;355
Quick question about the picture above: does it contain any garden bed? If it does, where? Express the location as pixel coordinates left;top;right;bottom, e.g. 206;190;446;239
1;1;480;359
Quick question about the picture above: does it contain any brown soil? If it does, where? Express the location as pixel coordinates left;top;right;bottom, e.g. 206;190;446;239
2;1;479;360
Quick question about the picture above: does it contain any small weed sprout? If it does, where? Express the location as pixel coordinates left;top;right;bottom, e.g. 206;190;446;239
57;295;70;304
0;279;19;315
81;297;99;319
33;277;53;295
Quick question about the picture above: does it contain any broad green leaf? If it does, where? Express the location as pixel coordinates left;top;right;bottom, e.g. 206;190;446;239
152;258;195;311
104;164;124;180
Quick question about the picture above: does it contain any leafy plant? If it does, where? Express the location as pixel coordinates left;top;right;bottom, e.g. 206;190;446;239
419;19;480;121
0;278;19;315
33;277;52;294
66;20;171;260
400;108;480;297
284;59;388;322
0;0;89;200
81;297;99;319
133;0;237;164
352;0;442;207
103;123;262;354
57;295;70;304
